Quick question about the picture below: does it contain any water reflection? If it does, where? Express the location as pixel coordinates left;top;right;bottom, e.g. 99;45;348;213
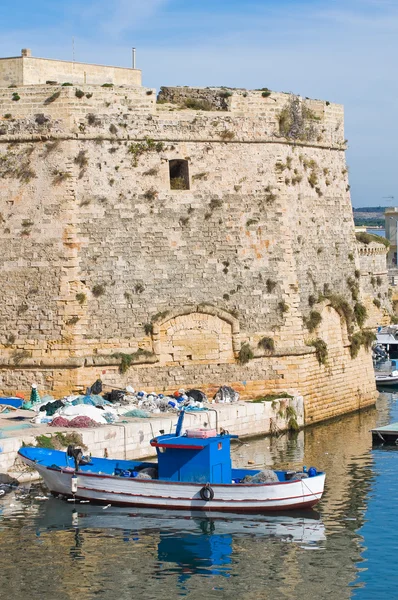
0;394;398;599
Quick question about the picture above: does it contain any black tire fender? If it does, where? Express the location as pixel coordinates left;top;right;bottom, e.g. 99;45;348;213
200;484;214;501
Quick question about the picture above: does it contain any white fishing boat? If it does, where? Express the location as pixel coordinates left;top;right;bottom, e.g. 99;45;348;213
18;410;325;513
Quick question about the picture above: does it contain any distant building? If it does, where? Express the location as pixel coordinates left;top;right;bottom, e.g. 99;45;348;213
384;208;398;268
0;48;141;87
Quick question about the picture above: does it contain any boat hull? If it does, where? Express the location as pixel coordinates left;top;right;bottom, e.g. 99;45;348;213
19;453;325;513
375;377;398;387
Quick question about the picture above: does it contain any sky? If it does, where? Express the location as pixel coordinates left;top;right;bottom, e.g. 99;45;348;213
1;0;397;207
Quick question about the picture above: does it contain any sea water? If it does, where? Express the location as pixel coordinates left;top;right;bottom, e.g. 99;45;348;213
0;391;396;600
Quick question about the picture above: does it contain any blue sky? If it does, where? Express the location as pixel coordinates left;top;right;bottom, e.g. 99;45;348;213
1;0;397;207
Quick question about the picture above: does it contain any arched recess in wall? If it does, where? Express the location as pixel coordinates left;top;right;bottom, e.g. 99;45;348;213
314;301;350;351
151;305;240;365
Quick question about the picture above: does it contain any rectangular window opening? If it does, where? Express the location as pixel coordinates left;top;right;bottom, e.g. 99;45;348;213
169;159;190;190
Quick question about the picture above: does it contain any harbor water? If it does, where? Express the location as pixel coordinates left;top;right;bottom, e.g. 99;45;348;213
0;392;397;600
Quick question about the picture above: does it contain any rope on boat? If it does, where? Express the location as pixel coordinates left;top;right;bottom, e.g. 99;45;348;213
300;477;321;502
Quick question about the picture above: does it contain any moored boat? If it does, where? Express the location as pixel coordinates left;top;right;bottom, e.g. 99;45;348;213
18;410;325;513
375;371;398;387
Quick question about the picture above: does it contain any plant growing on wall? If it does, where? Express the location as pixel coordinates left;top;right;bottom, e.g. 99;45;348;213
258;337;275;353
44;91;61;105
355;232;390;247
12;350;31;364
307;338;328;365
74;150;88;169
347;277;359;301
92;284;106;297
184;98;212;111
304;311;322;333
52;170;71;185
76;293;86;305
278;95;321;141
128;138;164;167
112;349;155;374
170;177;186;190
286;405;299;431
322;293;354;327
264;185;277;204
354;302;367;328
219;130;235;141
238;343;254;365
349;329;376;359
266;279;277;293
143;187;158;200
278;301;289;314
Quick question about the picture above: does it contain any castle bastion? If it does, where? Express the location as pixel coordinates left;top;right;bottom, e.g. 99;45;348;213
0;51;382;424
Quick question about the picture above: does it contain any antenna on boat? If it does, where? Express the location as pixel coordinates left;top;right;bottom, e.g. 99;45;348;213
175;409;185;436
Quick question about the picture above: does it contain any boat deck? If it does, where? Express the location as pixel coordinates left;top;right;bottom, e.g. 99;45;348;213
371;422;398;445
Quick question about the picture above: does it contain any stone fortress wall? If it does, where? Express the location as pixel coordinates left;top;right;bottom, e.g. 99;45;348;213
0;67;385;423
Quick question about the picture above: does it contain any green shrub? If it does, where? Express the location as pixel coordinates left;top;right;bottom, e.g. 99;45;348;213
347;277;359;301
307;338;328;365
62;82;73;86
373;298;381;308
326;293;354;325
266;278;277;293
66;316;80;326
252;392;293;403
74;150;88;168
101;83;114;88
349;329;376;359
92;284;105;297
112;349;154;374
258;337;275;353
308;171;318;188
304;310;322;333
354;302;367;328
308;294;316;307
349;332;362;359
278;301;289;314
184;98;212;111
12;92;20;101
128;138;164;166
355;232;390;247
238;343;254;365
87;113;101;126
76;293;86;305
44;91;61;105
75;89;85;98
219;130;235;141
170;177;187;190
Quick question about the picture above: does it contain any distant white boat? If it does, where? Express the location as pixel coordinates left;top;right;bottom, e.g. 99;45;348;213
375;370;398;386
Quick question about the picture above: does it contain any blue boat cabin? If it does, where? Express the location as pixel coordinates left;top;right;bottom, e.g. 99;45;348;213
150;433;237;484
